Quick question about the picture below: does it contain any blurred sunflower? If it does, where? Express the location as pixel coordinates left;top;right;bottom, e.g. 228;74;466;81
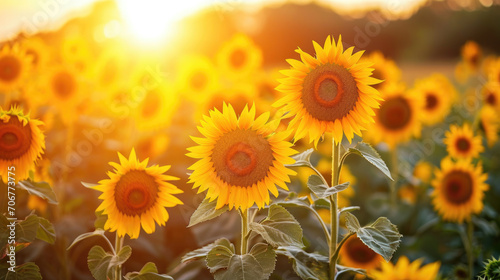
21;36;50;70
461;41;481;71
298;158;355;208
187;103;296;210
274;35;382;145
45;65;84;122
370;256;440;280
431;157;488;223
135;134;170;159
28;195;48;214
365;83;422;148
92;149;183;239
479;106;499;147
361;51;401;91
61;35;92;73
177;54;219;103
398;184;418;204
413;161;433;184
482;82;500;111
0;106;45;183
340;235;383;272
198;82;260;119
444;124;484;160
411;73;456;126
216;33;262;80
0;44;32;93
486;57;500;85
134;83;179;131
92;48;128;91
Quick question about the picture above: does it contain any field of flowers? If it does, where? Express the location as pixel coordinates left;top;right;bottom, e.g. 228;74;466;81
0;1;499;279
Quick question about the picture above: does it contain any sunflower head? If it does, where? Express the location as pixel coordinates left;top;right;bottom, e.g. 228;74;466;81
413;161;433;184
361;51;401;91
187;103;296;211
92;149;183;239
431;157;489;223
0;44;32;92
340;234;383;271
364;83;422;148
370;256;440;280
444;123;484;160
0;106;45;183
461;40;481;70
479;106;499;147
216;33;262;79
482;81;500;111
274;35;383;146
177;55;219;102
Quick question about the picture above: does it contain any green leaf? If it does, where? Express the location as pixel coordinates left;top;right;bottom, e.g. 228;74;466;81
336;264;366;279
206;244;236;273
249;205;303;248
307;175;350;198
87;245;114;280
287;148;314;167
124;262;174;280
67;229;108;250
111;245;132;267
188;199;229;227
35;217;56;244
18;180;58;204
275;192;311;209
249;243;276;278
344;213;401;261
214;254;264;280
277;246;329;280
348;142;393;180
0;262;42;280
181;238;233;263
16;214;39;244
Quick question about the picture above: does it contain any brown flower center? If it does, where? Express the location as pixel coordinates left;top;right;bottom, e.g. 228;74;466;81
425;93;438;110
378;96;412;130
52;70;76;99
486;92;497;106
190;71;208;90
455;137;471;152
0;55;21;82
114;170;158;216
230;48;247;69
0;116;32;160
443;170;473;204
302;64;358;121
212;129;274;187
345;237;377;264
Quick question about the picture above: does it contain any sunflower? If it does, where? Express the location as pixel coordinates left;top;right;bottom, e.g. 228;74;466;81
134;82;179;131
370;256;440;280
0;106;45;183
361;51;401;91
479;106;499;147
461;41;481;71
413;161;433;184
216;33;262;80
431;157;488;223
21;36;50;70
0;44;32;93
298;158;355;208
187;103;296;210
340;234;383;271
274;35;382;145
45;65;84;122
92;149;183;239
444;124;484;160
486;57;500;85
482;81;500;111
92;48;128;91
398;184;418;204
61;35;92;74
365;83;422;148
177;54;219;103
410;73;456;126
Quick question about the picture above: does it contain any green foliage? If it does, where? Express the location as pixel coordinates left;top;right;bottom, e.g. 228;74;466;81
249;205;303;248
87;245;132;280
0;213;56;253
188;198;229;227
347;142;393;181
481;256;500;280
124;262;174;280
0;262;42;280
67;229;109;251
182;238;234;263
287;148;314;168
344;212;401;261
277;246;329;280
307;175;350;198
17;180;58;204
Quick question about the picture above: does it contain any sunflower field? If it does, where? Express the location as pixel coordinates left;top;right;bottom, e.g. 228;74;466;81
1;0;500;280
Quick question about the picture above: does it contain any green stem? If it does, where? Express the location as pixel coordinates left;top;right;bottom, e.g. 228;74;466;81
331;232;355;264
239;209;249;255
390;146;399;207
467;220;474;278
310;206;331;245
329;141;340;280
114;235;124;280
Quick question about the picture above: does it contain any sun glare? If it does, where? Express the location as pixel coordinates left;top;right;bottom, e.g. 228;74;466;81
116;0;210;44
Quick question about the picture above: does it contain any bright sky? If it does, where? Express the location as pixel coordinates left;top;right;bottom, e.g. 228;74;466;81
0;0;428;42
